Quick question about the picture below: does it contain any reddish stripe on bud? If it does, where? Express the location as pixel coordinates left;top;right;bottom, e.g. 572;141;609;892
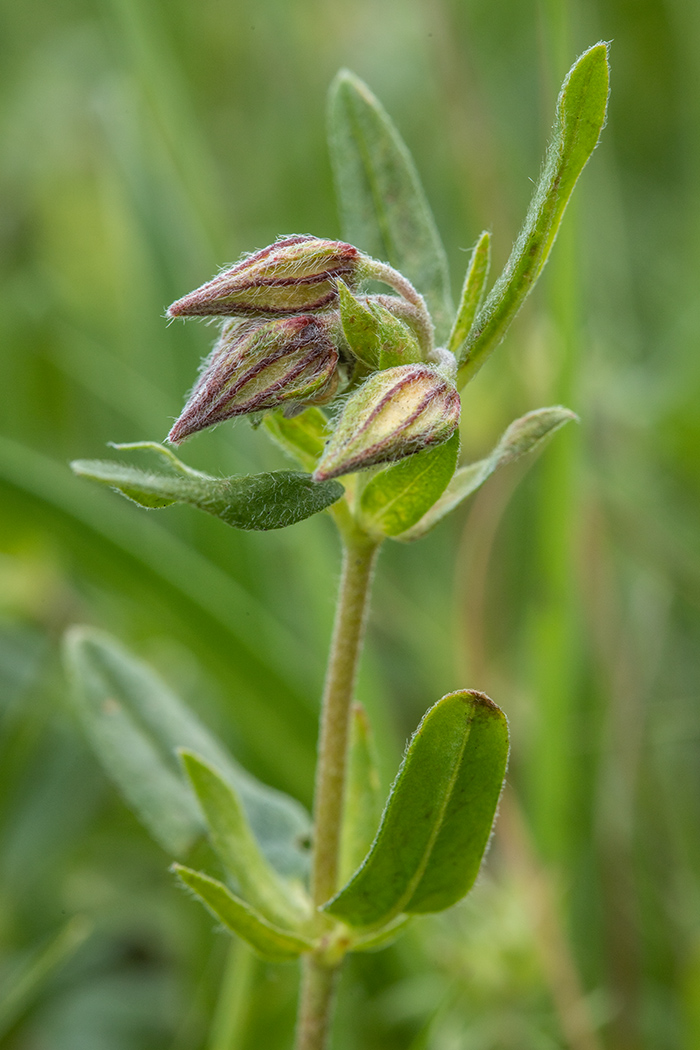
313;365;460;481
168;315;341;443
167;236;362;318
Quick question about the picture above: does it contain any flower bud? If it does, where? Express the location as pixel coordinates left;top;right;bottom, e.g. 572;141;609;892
167;236;362;318
168;315;340;443
313;365;460;481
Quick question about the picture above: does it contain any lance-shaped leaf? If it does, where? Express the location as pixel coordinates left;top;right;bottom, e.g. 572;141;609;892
448;231;491;356
63;627;311;876
339;704;384;885
400;406;577;541
180;750;309;929
173;865;313;962
457;43;610;386
358;431;460;538
328;70;453;341
323;691;509;928
71;442;343;530
263;406;329;473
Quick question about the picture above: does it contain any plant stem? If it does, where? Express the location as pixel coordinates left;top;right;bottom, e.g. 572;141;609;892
294;530;380;1050
294;955;341;1050
311;533;380;906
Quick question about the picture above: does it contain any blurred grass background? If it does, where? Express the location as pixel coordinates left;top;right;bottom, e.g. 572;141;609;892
1;0;699;1047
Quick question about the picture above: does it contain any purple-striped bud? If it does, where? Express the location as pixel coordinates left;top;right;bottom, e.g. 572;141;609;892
167;236;362;318
313;365;460;481
168;315;340;444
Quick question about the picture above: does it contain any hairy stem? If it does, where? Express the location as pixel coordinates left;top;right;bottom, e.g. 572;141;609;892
312;534;380;907
364;260;435;348
294;530;380;1050
294;956;341;1050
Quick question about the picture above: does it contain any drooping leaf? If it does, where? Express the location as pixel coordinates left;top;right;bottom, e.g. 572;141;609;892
263;407;329;473
323;691;509;928
71;442;343;530
328;70;453;341
448;231;490;356
339;704;384;885
180;750;310;929
173;865;313;962
457;43;610;386
400;406;577;541
63;627;311;876
358;431;460;538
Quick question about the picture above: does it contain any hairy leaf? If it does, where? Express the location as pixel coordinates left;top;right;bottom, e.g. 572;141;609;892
323;691;509;928
457;43;610;385
400;406;577;541
448;231;490;356
180;751;309;929
359;431;460;538
173;865;313;962
64;627;311;876
328;70;453;341
71;442;343;530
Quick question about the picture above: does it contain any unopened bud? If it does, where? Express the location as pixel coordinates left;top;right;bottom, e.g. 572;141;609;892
168;315;340;443
313;364;460;481
167;236;362;318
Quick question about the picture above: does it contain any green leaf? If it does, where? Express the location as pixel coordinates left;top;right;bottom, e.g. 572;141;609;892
448;231;490;356
457;43;610;386
328;70;453;341
358;431;460;538
180;750;310;929
339;704;384;885
263;407;329;473
173;865;313;962
323;690;509;928
63;627;311;876
400;406;577;541
71;444;343;530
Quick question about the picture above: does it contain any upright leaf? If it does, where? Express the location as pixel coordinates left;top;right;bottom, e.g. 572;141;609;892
328;70;453;341
173;866;313;962
457;43;610;386
339;704;384;885
400;406;577;541
180;751;309;929
358;431;460;538
71;443;343;530
448;231;490;355
323;691;509;928
64;627;311;876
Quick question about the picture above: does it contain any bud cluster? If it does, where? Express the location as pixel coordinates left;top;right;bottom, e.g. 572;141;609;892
167;235;460;478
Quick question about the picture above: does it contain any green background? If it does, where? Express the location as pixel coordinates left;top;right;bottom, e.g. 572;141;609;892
1;1;699;1047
